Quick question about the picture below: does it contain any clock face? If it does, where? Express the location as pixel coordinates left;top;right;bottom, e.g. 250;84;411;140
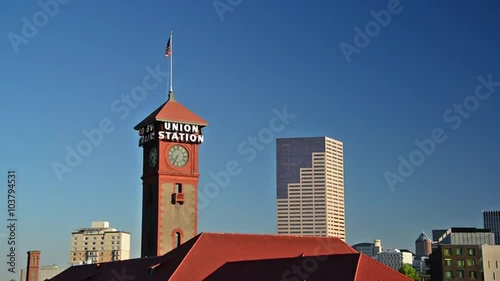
168;145;189;167
148;147;158;168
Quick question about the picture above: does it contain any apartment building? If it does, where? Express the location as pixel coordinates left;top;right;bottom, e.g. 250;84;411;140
430;244;482;280
69;221;130;266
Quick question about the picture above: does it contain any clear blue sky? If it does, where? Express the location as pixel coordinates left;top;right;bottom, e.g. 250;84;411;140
1;0;500;277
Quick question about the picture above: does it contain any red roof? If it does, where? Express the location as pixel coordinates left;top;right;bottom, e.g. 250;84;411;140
134;98;208;130
47;233;409;281
170;232;357;280
204;253;413;281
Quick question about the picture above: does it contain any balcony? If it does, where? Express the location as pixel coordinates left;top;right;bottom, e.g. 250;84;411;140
86;251;98;257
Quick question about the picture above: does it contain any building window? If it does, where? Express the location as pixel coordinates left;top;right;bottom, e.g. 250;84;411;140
469;271;477;279
444;248;452;256
455;248;462;255
457;270;464;278
175;183;182;193
497;260;499;268
445;259;452;266
457;260;465;267
468;248;476;256
493;272;496;280
467;259;475;266
445;271;453;279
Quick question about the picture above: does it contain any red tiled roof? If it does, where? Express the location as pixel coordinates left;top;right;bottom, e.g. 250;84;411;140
204;253;360;280
51;233;409;281
170;232;358;280
205;253;413;281
355;254;413;281
134;98;208;130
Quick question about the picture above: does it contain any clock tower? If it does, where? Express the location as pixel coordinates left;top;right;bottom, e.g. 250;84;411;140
134;90;208;257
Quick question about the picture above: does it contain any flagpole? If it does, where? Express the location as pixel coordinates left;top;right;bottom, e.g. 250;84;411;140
169;31;173;96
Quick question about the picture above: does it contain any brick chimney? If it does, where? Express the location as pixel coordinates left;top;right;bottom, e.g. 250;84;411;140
26;251;41;281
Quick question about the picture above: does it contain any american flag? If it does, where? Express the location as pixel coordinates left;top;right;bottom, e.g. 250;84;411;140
165;38;172;57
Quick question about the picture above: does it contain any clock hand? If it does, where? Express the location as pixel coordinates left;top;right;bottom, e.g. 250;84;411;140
175;153;182;163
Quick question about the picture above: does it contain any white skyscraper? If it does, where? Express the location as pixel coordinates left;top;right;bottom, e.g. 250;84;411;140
276;136;345;241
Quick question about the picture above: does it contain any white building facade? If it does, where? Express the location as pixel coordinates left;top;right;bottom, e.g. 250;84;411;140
482;245;500;281
377;248;414;271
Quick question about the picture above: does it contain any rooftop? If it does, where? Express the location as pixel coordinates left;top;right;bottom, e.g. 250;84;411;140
49;232;409;281
416;232;431;242
134;95;208;129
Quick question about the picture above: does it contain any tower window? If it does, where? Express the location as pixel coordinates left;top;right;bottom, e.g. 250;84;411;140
175;232;181;247
175;183;182;193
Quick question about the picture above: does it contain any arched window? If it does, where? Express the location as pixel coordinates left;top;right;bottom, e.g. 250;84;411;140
175;232;181;247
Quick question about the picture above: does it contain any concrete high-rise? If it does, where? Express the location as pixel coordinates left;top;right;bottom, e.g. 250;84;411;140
276;136;345;240
69;221;130;266
483;210;500;245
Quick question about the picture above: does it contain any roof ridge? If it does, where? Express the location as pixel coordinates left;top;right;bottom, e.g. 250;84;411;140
200;232;345;239
169;233;204;280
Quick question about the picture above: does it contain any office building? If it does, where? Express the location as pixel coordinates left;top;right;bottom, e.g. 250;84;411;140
434;227;495;245
482;245;500;281
412;256;429;276
276;137;345;240
484;210;500;245
377;248;414;271
69;221;130;266
430;244;482;280
415;232;432;257
352;239;382;258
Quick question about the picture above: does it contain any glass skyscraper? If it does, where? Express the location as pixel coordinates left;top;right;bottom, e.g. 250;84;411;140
483;210;500;245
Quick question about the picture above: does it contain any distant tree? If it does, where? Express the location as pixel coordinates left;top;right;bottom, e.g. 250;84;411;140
399;263;420;281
